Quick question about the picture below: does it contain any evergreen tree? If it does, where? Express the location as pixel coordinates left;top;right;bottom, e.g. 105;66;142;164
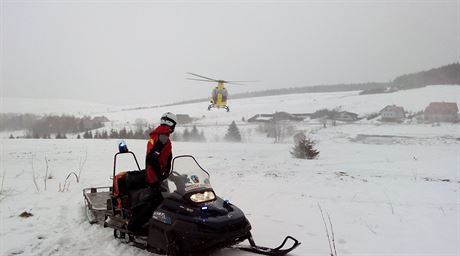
182;128;190;141
133;128;144;139
199;130;206;142
77;134;81;139
101;130;109;139
119;127;127;139
110;129;118;139
33;131;40;139
126;129;134;139
170;130;181;141
144;126;153;138
291;138;319;159
190;125;200;141
9;134;14;139
224;121;242;142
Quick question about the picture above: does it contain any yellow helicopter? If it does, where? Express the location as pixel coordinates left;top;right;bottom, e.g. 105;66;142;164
187;72;253;112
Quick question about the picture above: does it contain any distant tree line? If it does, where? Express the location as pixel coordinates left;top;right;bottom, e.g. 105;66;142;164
361;63;460;94
392;63;460;89
171;125;206;142
0;113;41;131
1;113;108;138
78;127;152;140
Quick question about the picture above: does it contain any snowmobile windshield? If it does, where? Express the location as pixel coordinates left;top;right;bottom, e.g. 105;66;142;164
167;155;212;197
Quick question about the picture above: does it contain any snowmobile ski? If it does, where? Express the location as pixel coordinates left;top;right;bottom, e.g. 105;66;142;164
237;234;300;256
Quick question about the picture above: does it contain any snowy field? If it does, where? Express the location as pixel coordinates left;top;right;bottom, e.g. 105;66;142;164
1;86;460;256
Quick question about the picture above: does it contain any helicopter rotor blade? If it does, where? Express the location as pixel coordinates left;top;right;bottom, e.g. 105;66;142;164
187;72;219;82
227;82;252;86
226;80;257;83
226;80;258;86
186;78;218;83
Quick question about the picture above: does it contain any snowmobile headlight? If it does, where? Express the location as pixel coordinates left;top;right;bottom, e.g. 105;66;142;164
190;191;216;203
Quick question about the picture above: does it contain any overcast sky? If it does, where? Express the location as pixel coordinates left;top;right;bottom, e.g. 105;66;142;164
1;0;459;106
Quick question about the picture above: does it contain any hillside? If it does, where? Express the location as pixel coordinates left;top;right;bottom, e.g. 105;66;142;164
157;63;460;107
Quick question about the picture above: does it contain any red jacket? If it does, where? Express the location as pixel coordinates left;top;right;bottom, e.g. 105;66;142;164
145;125;172;185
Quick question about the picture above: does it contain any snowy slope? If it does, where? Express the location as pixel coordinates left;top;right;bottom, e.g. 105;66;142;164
1;85;459;256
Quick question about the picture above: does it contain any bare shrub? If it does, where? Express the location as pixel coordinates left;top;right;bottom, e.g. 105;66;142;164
0;169;5;194
44;155;49;191
31;158;40;192
77;150;87;180
59;172;79;192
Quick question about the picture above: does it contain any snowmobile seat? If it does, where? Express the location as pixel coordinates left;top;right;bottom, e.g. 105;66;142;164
113;170;148;209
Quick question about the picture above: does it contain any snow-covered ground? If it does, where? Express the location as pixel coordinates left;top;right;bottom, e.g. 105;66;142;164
1;85;459;255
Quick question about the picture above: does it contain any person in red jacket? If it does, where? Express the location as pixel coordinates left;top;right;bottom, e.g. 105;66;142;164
127;112;177;232
145;112;177;185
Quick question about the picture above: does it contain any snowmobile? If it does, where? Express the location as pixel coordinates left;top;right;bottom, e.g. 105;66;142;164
83;145;300;255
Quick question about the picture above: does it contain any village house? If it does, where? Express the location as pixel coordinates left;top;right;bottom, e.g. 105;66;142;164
92;116;110;123
380;105;405;122
248;112;305;123
248;114;274;123
424;102;458;122
334;111;359;122
176;114;193;124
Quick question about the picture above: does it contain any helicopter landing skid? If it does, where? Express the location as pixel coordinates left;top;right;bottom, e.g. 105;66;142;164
207;104;230;112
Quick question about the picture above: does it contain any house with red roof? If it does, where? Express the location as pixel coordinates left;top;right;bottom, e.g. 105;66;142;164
424;102;458;122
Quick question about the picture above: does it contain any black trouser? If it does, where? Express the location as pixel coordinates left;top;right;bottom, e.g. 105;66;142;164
127;185;163;232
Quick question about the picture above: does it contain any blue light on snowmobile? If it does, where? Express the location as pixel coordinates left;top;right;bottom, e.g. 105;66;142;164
118;141;128;153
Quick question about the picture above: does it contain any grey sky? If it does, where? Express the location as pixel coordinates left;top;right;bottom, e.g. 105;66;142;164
1;0;459;105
